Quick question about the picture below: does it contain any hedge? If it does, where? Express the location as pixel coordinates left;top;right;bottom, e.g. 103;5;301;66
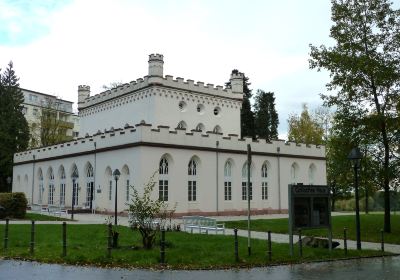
0;192;28;219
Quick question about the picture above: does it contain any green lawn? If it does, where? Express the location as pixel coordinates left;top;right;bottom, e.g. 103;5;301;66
224;213;400;244
0;224;386;269
23;213;71;221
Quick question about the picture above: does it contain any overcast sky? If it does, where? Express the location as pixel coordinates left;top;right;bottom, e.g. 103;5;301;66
0;0;336;138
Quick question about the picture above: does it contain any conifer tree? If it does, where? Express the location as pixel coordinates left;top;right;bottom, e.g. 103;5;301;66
0;62;29;192
254;90;279;141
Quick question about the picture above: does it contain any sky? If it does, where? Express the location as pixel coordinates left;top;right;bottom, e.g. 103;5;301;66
0;0;336;139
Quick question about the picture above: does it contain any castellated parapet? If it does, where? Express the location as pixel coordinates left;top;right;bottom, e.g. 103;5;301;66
77;54;243;110
14;123;325;164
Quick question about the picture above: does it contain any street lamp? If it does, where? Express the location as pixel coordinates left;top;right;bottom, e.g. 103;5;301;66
6;177;12;193
113;169;120;226
348;147;363;250
71;169;79;220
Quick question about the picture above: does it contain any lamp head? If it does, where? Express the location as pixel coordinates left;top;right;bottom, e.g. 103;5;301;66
113;169;120;180
348;147;362;167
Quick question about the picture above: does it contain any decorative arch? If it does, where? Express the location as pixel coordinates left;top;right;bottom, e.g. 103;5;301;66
213;125;222;134
177;121;187;129
195;123;205;131
291;162;300;184
308;163;316;185
121;165;130;202
241;161;253;201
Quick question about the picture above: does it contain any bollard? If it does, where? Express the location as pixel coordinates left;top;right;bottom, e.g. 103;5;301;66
344;227;348;256
267;231;272;262
160;229;166;264
381;229;384;253
30;221;35;255
62;222;67;257
4;218;9;251
107;223;112;258
234;228;239;262
298;229;302;257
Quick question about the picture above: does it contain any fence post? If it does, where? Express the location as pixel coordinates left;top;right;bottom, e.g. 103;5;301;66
234;228;239;262
267;231;272;262
107;223;112;258
62;222;67;257
298;229;302;258
160;228;166;264
4;218;9;251
381;229;384;253
344;227;347;256
30;220;35;255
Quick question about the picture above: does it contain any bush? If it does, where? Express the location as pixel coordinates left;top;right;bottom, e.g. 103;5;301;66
0;192;28;219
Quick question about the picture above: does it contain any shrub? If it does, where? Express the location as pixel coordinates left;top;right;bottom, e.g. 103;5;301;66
0;192;28;219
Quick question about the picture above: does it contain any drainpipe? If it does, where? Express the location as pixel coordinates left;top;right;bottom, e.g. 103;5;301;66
93;142;97;212
216;140;219;215
277;147;281;212
31;155;36;205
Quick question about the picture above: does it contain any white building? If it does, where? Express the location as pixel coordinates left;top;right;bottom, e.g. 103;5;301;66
12;54;326;215
21;88;80;146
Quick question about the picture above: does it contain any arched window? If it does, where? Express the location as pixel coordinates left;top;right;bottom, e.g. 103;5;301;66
59;166;66;206
159;157;169;201
71;165;79;206
196;123;205;131
177;121;187;129
48;168;55;205
188;158;198;201
241;161;253;201
213;125;222;134
85;163;94;209
105;167;112;201
291;163;299;184
38;168;43;204
122;165;130;202
261;162;269;200
308;164;316;185
224;161;232;201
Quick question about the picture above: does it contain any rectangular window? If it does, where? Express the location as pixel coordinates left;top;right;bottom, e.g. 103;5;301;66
224;181;232;201
262;182;268;200
48;184;54;205
60;183;65;206
188;181;197;201
241;182;252;200
159;180;168;201
109;180;112;201
73;183;79;206
126;179;130;201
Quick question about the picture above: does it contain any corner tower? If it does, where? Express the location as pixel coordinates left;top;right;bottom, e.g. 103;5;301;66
148;53;164;77
78;85;90;109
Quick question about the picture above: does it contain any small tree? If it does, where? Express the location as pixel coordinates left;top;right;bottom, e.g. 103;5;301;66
127;172;175;249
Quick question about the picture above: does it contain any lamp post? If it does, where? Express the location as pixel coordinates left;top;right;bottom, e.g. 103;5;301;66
113;169;120;226
6;177;12;193
71;169;79;220
348;147;363;250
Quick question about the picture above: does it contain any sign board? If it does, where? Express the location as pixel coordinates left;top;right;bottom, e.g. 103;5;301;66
288;184;332;255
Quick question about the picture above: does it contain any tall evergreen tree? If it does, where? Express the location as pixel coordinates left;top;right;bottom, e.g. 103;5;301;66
0;62;29;192
226;69;254;138
309;0;400;232
254;90;279;141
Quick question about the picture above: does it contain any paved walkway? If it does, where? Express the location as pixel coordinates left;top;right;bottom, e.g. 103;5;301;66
2;212;400;254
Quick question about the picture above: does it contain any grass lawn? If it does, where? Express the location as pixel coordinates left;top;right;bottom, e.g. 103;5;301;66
22;213;71;221
224;213;400;244
0;224;388;269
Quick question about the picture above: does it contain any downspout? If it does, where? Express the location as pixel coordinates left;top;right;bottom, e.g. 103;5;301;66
94;142;97;212
216;140;219;215
31;155;36;205
277;147;281;212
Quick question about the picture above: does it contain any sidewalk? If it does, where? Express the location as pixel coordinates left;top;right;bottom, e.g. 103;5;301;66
2;212;400;254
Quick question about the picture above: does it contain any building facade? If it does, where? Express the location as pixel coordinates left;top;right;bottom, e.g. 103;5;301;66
12;54;326;215
21;88;80;146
